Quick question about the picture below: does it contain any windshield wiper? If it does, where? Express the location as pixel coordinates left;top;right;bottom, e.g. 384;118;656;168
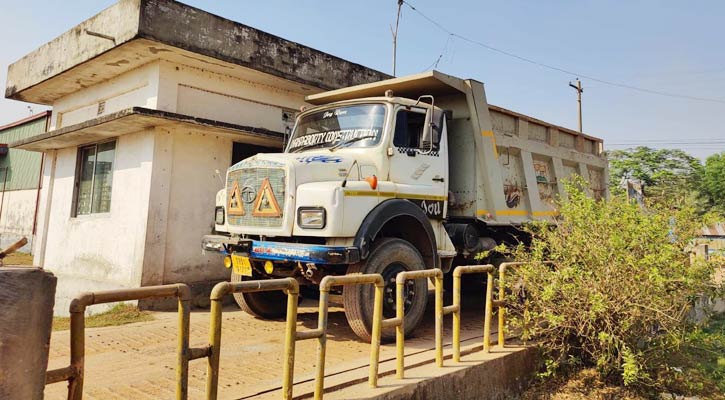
329;135;377;152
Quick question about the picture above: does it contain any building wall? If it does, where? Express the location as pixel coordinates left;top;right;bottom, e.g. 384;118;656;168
39;131;155;314
50;62;160;130
157;60;304;131
0;189;39;252
0;115;48;252
141;128;231;286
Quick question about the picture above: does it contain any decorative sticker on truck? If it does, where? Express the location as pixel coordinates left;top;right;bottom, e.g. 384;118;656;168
252;243;311;259
289;128;380;150
295;155;343;164
409;199;445;220
504;179;523;208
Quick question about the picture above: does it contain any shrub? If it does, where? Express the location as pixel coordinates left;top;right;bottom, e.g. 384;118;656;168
507;177;718;394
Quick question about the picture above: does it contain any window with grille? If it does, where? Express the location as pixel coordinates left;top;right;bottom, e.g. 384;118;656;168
73;140;116;216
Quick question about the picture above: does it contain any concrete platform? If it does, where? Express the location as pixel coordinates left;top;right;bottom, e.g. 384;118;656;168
255;336;537;400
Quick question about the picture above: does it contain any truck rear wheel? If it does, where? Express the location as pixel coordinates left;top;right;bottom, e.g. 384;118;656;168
343;238;428;342
230;270;287;319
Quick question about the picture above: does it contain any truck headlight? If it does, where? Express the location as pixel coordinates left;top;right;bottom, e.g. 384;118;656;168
297;207;326;229
215;206;225;225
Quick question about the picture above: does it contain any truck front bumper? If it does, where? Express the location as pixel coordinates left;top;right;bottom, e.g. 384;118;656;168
202;235;360;265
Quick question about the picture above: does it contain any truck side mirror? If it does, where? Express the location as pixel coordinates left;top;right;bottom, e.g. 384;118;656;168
420;108;441;152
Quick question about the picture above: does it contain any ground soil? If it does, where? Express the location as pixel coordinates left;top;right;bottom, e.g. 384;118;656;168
521;369;647;400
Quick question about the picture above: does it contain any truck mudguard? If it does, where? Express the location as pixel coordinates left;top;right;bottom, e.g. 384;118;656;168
353;199;438;269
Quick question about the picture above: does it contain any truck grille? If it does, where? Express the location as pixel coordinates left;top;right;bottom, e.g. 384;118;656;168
227;167;286;228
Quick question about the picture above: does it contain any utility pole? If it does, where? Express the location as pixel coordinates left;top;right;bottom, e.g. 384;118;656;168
569;78;583;132
391;0;403;76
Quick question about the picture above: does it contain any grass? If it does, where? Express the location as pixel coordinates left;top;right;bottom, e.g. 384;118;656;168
0;251;154;331
2;251;33;265
53;303;154;331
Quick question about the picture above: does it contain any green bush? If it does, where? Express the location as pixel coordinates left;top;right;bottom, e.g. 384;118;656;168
507;177;719;395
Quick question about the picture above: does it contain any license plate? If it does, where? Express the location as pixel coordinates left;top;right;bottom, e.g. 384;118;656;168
232;254;252;277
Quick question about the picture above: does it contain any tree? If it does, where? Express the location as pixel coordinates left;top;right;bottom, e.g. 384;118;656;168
607;147;704;209
701;151;725;214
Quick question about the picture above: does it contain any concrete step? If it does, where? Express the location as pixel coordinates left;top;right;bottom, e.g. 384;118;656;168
252;332;535;400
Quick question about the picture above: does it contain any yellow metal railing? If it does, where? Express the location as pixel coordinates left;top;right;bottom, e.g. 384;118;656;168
44;283;204;400
382;268;444;378
45;260;550;399
296;273;384;400
449;264;496;362
206;277;299;400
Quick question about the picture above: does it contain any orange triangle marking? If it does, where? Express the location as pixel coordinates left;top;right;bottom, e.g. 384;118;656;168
252;177;282;217
228;181;245;216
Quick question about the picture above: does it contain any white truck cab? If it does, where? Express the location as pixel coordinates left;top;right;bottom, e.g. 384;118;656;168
202;71;608;341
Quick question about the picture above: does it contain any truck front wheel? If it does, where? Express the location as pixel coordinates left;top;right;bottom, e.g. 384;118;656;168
230;270;287;319
343;238;428;342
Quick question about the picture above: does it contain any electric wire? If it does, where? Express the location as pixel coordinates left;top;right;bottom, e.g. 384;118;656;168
402;0;725;105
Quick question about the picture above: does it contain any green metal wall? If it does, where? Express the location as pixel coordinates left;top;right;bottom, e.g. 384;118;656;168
0;116;47;191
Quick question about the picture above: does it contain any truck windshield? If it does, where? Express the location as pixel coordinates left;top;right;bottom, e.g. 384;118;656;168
287;104;386;153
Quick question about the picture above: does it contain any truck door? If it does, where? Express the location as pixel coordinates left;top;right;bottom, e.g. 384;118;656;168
388;106;448;220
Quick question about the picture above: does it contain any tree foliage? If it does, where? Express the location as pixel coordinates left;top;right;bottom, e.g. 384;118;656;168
701;151;725;214
607;147;704;208
508;178;718;395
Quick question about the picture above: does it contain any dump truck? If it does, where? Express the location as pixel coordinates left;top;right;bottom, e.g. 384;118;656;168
202;71;608;341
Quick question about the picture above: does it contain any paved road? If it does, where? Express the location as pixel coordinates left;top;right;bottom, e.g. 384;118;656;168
45;293;492;400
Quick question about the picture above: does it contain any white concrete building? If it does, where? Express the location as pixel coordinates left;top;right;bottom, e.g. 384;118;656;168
5;0;388;313
0;112;50;253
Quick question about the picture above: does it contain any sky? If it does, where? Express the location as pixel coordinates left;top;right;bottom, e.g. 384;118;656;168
1;0;724;160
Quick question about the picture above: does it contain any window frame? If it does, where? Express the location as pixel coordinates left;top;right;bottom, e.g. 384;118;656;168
72;139;117;217
392;106;429;150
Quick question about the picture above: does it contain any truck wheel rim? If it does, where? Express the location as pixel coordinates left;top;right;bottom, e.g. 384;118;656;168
381;262;416;318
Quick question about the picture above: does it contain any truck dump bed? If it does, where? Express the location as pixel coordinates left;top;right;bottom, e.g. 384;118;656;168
306;71;608;225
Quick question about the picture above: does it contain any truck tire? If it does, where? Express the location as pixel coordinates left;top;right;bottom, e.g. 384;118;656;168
230;270;287;319
343;238;428;342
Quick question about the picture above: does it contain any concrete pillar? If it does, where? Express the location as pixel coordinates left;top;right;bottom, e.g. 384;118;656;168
0;267;56;400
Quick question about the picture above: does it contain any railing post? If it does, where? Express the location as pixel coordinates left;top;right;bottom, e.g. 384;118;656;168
176;287;191;400
452;268;462;362
281;285;300;400
313;287;330;400
369;282;384;387
434;273;443;366
206;282;228;400
483;270;494;353
395;279;405;379
498;264;507;348
68;304;86;400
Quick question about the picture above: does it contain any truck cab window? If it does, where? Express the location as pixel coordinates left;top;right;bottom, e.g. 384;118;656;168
393;109;426;148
